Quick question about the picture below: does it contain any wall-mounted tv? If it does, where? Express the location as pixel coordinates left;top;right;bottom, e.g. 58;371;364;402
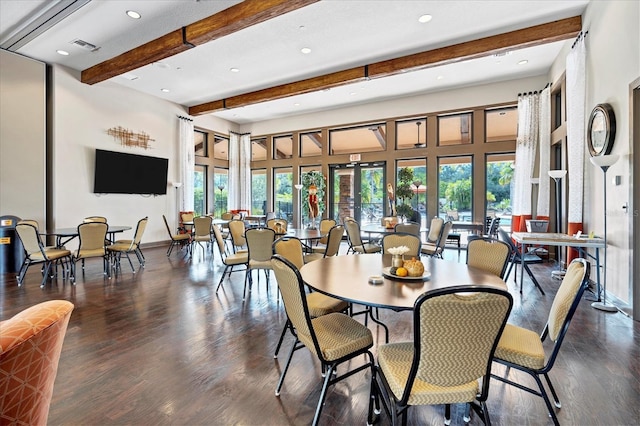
94;149;168;195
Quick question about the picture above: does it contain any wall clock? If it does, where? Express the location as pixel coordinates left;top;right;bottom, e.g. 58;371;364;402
587;103;616;156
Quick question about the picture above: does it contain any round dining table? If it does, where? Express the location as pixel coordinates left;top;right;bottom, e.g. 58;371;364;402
299;254;507;311
299;254;507;342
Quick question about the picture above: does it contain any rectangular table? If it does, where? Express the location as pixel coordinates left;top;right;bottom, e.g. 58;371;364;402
512;232;604;300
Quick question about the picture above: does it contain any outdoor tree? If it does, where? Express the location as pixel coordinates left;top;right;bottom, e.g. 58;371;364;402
395;167;415;220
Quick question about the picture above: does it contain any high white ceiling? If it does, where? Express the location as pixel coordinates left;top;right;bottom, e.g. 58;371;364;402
0;0;589;124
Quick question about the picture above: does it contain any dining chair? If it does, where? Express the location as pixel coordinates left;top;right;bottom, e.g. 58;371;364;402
0;300;74;425
369;285;513;426
191;215;213;257
469;217;502;244
83;216;107;223
162;214;191;256
179;211;195;234
498;228;543;293
212;224;248;293
14;223;72;288
220;212;234;220
394;221;421;239
382;233;422;258
228;219;247;253
107;216;148;273
266;218;288;234
315;218;337;247
307;224;344;262
425;216;444;244
467;237;511;279
271;255;374;426
71;222;110;280
344;219;381;254
491;258;590;426
243;227;276;299
421;220;453;258
271;237;349;358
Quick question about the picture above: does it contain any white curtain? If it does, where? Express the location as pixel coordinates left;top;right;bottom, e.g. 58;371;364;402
536;86;551;218
566;34;586;225
228;132;252;211
178;116;194;212
512;92;539;229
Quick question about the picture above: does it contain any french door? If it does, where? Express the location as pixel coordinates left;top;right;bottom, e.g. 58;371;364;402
329;162;386;225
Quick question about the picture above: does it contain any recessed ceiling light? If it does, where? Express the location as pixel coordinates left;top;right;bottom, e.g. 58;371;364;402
126;10;141;19
153;62;170;69
350;92;357;96
418;14;432;23
294;103;300;106
56;50;69;56
301;47;311;54
122;72;139;81
230;68;239;73
436;75;444;80
161;88;170;93
299;25;306;30
518;59;529;65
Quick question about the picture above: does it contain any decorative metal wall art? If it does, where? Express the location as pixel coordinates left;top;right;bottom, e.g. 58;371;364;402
106;126;155;149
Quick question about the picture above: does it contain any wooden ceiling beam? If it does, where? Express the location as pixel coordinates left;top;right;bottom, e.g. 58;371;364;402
368;16;582;78
81;0;319;85
189;15;581;116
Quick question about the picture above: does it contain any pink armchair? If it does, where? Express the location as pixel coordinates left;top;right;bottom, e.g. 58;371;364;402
1;300;74;425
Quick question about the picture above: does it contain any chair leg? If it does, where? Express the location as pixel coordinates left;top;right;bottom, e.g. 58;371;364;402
216;265;230;292
275;339;299;396
543;372;562;408
273;319;291;358
124;252;135;272
444;404;452;425
39;261;52;288
533;374;560;426
312;363;335;426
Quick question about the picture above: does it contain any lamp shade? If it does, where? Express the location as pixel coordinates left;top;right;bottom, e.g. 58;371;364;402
172;182;183;188
590;154;619;169
548;170;567;180
294;184;303;190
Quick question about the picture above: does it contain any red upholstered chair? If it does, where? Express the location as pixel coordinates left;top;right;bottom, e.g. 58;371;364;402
0;300;74;425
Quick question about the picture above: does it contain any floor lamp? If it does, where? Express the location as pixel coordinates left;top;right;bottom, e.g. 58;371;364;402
548;169;567;279
590;154;619;313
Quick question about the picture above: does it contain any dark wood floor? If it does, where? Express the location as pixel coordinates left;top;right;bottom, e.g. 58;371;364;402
2;243;639;425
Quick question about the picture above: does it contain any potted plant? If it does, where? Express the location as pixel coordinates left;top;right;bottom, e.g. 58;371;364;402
395;167;415;221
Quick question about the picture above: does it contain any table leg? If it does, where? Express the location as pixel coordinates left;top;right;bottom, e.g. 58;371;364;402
367;308;389;343
520;242;526;294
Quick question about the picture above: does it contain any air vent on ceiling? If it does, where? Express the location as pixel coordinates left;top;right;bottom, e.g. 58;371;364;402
493;51;513;58
70;38;100;52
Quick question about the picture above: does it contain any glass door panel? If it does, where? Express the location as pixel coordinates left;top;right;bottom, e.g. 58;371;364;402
329;163;385;225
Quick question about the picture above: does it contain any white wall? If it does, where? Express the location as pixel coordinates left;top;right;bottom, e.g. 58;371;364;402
0;51;46;226
549;0;639;303
51;65;234;247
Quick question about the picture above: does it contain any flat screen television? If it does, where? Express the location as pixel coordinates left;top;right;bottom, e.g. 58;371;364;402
94;149;168;195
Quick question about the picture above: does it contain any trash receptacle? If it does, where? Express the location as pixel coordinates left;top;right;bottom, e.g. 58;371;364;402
0;215;24;275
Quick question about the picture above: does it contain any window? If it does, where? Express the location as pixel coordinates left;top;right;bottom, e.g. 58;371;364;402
252;137;267;161
300;131;322;157
438;113;472;146
273;167;292;221
485;107;517;143
438;156;472;220
194;129;208;157
273;135;293;160
486;153;514;231
194;165;207;216
214;135;229;160
252;169;267;215
329;123;387;155
396;118;426;150
396;159;427;225
214;168;228;217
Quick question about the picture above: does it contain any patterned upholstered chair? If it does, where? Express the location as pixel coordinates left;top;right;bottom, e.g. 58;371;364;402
15;223;72;288
314;218;337;248
394;221;421;239
425;216;444;244
382;233;422;258
271;237;348;358
71;222;110;280
243;227;276;299
162;214;191;256
271;255;374;426
0;300;74;425
491;258;590;426
212;224;248;293
369;286;513;426
189;215;213;257
466;237;511;279
307;224;344;261
421;220;453;258
107;216;148;272
228;219;247;253
344;219;381;254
